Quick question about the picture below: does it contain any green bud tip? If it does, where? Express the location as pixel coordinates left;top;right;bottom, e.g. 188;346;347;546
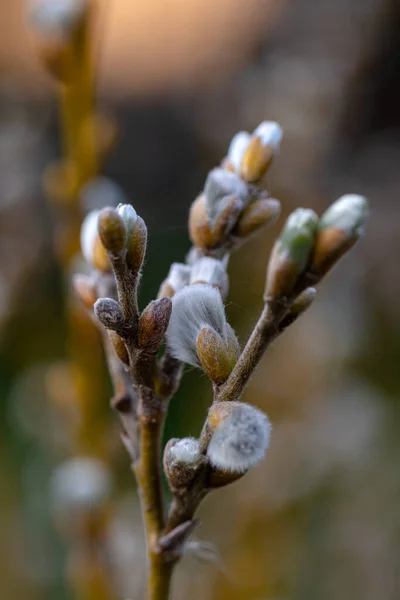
279;208;319;270
319;194;369;236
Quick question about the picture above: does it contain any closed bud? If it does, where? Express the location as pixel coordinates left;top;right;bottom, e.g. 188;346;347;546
234;197;281;238
265;208;318;301
80;210;110;272
139;297;172;353
126;216;147;272
108;330;129;365
158;263;191;298
94;297;124;331
190;257;229;299
311;194;369;278
206;402;271;473
98;207;126;256
196;325;239;385
164;438;205;489
240;121;283;183
72;274;97;309
204;168;249;224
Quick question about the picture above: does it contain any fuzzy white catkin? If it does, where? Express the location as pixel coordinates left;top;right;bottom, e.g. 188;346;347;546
166;284;227;366
51;457;111;513
28;0;87;36
190;257;229;299
227;131;251;172
207;403;271;473
80;209;100;265
166;263;191;294
254;121;283;152
170;438;202;466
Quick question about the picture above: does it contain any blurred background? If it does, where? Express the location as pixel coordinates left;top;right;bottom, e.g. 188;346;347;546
1;1;400;599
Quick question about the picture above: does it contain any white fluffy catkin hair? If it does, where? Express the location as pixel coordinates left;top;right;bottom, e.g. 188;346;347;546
166;284;227;366
207;402;271;473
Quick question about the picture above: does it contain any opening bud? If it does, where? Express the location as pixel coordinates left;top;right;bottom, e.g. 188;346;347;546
164;438;205;489
190;257;229;299
189;193;243;251
265;208;318;301
240;121;283;183
166;284;230;368
117;203;137;238
227;131;252;173
206;402;271;473
310;194;369;278
204;168;249;224
196;324;240;385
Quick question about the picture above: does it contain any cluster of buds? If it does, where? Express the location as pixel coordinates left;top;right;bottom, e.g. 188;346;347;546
265;194;369;306
164;401;272;491
189;121;282;256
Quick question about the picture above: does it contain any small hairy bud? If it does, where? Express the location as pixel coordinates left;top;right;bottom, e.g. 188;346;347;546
164;438;204;489
28;0;88;39
81;177;127;212
80;210;110;272
139;297;172;353
108;330;129;365
204;168;248;224
158;263;191;298
227;131;252;173
94;297;124;330
234;197;281;238
126;215;147;272
196;325;240;385
166;284;228;367
190;257;229;299
240;121;283;183
206;402;271;473
310;194;369;278
51;457;111;516
98;207;126;255
265;208;318;301
72;274;97;308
